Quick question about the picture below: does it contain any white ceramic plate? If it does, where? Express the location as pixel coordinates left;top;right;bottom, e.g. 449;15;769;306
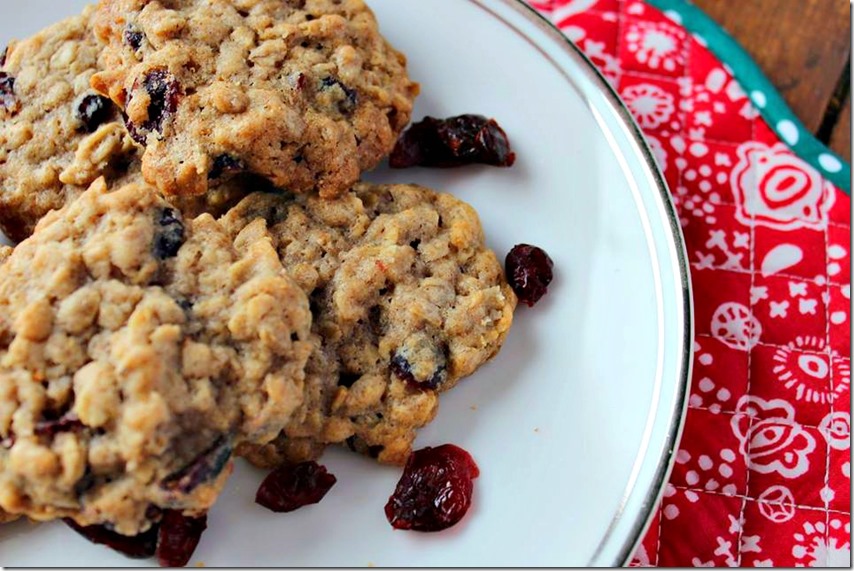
0;0;692;566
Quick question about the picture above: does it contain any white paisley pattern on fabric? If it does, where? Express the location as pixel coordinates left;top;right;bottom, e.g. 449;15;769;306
624;21;686;72
732;397;817;478
711;302;762;351
771;339;851;405
819;411;851;451
731;142;836;231
792;518;852;566
757;486;797;522
525;0;852;566
552;0;602;22
620;83;676;129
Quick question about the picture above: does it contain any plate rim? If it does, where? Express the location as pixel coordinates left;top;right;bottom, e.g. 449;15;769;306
474;0;694;565
0;1;693;565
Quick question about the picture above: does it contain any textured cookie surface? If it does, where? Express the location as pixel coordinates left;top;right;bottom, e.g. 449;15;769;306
0;8;137;242
92;0;419;198
0;178;312;535
223;182;516;465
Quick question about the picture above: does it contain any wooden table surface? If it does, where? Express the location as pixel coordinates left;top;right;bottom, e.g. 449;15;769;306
693;0;851;161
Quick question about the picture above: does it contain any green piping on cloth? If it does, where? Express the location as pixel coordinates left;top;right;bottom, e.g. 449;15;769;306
647;0;851;195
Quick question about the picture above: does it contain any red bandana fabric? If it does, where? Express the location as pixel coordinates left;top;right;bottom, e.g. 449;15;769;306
527;0;852;566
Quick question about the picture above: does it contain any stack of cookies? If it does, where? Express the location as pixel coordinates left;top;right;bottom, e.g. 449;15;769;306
0;0;517;545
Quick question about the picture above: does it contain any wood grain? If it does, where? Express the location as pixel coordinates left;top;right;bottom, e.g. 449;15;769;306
830;94;851;159
692;0;851;158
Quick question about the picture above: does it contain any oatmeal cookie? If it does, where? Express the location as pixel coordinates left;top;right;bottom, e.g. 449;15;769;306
0;8;137;242
223;182;516;465
0;177;312;535
0;7;251;243
92;0;419;199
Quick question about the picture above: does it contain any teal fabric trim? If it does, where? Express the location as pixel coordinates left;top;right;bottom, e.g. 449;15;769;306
646;0;851;195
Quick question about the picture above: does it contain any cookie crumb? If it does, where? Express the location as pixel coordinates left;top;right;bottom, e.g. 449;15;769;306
470;405;478;411
195;562;206;568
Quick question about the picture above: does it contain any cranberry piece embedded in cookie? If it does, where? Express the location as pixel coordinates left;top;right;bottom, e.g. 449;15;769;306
389;334;449;391
126;68;180;143
390;353;417;386
390;115;516;169
505;244;554;307
76;94;114;133
255;461;337;513
123;113;145;145
156;511;208;568
384;444;480;532
290;72;308;91
65;519;159;559
74;471;98;498
142;68;180;130
161;436;232;494
152;208;185;260
0;72;19;114
208;154;245;179
34;415;86;438
345;435;384;459
0;46;7;67
123;26;144;51
320;76;358;114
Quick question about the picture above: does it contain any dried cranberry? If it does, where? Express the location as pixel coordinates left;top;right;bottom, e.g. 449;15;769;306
0;72;19;114
34;415;85;438
0;46;7;67
505;244;554;307
146;505;164;521
65;519;158;559
74;471;98;498
384;444;480;532
390;353;447;391
390;115;515;169
161;435;232;493
345;435;384;459
290;72;308;91
123;113;145;145
152;208;185;260
208;154;245;179
255;461;337;513
76;94;114;133
389;354;416;385
126;68;180;143
320;76;358;114
123;26;144;51
156;511;207;568
389;337;449;391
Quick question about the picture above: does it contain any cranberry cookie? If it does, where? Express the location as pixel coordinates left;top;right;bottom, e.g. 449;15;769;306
0;8;137;242
222;182;516;465
0;177;312;535
92;0;418;199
